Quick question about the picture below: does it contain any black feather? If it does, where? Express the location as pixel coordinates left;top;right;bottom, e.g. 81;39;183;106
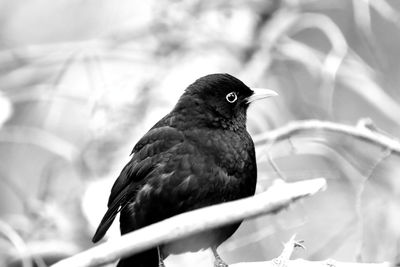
91;73;266;267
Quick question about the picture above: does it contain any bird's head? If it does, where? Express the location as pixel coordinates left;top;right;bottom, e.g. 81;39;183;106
173;73;277;130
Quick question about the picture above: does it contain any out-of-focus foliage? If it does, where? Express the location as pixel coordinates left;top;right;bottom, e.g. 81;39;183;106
0;0;400;266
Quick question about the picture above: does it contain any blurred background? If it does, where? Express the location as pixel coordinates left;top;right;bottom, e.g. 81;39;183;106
1;0;400;266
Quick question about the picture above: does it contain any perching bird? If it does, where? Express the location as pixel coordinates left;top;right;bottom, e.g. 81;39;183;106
92;73;277;267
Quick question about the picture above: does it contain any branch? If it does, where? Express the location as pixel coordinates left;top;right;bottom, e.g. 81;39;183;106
51;178;326;267
253;119;400;155
231;259;392;266
231;235;393;267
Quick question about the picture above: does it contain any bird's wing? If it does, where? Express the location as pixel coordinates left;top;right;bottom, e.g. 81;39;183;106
92;126;184;243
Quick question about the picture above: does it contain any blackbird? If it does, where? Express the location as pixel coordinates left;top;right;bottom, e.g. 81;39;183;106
92;73;277;267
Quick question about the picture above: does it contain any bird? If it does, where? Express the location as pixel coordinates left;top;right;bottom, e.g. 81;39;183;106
92;73;277;267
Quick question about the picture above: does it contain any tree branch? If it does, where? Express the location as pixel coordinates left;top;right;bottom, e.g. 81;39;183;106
231;259;392;266
51;178;326;267
231;235;393;267
253;119;400;155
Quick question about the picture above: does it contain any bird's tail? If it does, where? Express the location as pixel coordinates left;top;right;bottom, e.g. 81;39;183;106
116;248;159;267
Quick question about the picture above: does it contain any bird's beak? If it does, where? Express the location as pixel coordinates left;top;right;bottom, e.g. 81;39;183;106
246;88;278;104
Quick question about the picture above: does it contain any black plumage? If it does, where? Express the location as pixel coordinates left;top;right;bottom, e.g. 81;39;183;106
92;73;277;267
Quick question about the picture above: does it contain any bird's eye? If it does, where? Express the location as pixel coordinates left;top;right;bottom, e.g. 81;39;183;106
225;92;237;103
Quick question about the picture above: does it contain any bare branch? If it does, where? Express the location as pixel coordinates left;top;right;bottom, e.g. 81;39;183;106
51;178;326;267
254;120;400;155
231;235;392;267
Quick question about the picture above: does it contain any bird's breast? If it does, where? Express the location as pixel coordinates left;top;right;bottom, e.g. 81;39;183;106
190;128;256;175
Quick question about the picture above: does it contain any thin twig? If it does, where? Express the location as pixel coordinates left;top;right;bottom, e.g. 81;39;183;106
354;146;392;260
268;152;287;180
0;220;32;267
273;234;298;266
51;178;326;267
254;120;400;155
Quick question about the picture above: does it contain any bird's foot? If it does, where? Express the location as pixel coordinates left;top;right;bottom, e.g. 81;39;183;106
158;246;165;267
212;247;228;267
214;259;228;267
